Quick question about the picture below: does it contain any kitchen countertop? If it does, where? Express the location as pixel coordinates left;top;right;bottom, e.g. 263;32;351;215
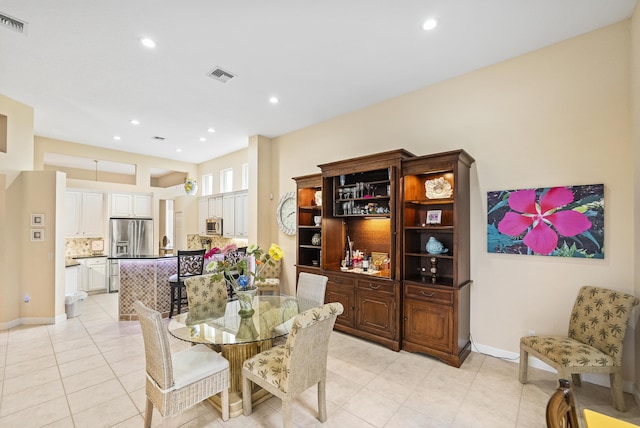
65;254;107;267
108;254;177;260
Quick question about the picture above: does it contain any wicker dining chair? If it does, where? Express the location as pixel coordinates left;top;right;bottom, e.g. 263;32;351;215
134;300;230;427
296;272;328;311
242;302;343;428
520;285;639;412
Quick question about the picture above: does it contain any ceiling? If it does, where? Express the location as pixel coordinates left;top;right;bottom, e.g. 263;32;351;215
0;0;637;171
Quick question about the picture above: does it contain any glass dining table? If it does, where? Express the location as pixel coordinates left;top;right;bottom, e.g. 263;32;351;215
168;294;313;418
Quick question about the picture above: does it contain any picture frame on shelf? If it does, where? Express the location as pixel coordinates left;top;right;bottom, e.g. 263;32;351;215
31;213;45;227
31;228;45;242
426;210;442;225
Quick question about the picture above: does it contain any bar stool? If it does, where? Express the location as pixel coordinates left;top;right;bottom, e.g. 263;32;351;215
169;249;205;317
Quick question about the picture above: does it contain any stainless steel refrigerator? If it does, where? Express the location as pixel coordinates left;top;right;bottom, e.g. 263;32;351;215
109;218;154;292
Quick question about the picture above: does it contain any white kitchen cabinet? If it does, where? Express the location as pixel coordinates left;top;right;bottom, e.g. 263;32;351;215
198;198;208;235
77;257;107;292
209;196;223;218
198;196;224;235
234;191;248;237
222;194;236;237
110;193;152;217
66;191;104;237
133;194;152;217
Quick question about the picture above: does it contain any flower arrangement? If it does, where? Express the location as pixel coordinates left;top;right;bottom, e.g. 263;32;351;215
204;243;284;293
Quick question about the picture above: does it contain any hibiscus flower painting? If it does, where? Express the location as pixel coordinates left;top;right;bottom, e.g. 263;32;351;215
487;184;604;258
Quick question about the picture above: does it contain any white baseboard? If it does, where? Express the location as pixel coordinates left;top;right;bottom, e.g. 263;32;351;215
471;340;635;393
0;317;57;330
0;319;21;330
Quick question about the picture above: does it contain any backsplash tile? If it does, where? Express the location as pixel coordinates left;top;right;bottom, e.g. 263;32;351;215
66;238;105;257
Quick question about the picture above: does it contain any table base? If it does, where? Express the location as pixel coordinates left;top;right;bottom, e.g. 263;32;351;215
208;339;275;417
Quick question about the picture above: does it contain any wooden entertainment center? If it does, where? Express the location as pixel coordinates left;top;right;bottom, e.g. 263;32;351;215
294;149;474;367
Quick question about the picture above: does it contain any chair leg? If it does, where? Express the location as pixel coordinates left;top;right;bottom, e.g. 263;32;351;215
177;285;183;315
571;373;582;387
242;376;253;416
144;397;153;428
220;388;229;421
519;346;528;383
610;371;626;412
169;286;175;318
318;379;327;422
282;399;293;428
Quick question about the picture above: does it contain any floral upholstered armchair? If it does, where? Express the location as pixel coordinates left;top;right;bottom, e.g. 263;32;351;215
519;286;639;412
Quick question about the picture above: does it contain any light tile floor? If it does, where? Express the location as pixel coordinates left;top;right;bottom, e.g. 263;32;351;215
1;293;639;428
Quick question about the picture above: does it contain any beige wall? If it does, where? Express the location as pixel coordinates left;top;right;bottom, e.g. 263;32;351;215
273;21;636;384
0;94;34;184
631;6;640;398
0;95;36;326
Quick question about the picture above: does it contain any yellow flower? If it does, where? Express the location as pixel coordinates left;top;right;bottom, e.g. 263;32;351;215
268;243;284;261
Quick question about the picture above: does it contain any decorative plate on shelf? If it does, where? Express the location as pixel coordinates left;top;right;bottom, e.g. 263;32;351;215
424;177;453;199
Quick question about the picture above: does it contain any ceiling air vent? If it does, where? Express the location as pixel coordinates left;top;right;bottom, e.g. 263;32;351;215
0;12;27;34
208;67;236;83
152;136;166;141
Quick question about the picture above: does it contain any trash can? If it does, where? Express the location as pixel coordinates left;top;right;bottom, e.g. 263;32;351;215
65;291;88;318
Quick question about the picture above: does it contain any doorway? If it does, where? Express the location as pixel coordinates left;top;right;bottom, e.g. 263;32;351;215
159;199;175;255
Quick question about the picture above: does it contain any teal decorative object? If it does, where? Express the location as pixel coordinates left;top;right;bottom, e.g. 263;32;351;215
426;236;448;254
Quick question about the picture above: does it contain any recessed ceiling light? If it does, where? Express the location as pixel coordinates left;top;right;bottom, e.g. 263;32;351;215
269;96;279;104
422;18;438;31
141;38;156;48
130;119;140;125
199;137;206;142
176;148;182;152
113;135;121;141
207;128;216;133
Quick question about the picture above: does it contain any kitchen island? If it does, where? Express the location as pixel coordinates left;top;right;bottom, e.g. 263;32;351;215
108;255;177;320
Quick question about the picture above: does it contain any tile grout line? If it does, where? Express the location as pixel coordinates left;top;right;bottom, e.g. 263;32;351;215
77;299;145;426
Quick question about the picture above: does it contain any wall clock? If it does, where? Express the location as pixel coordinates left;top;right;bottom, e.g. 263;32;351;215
276;191;296;235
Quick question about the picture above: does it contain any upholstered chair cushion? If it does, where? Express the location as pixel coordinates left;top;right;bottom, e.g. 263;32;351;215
184;274;228;322
243;302;343;393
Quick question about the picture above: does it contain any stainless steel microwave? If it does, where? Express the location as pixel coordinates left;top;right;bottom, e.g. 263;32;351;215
206;217;222;235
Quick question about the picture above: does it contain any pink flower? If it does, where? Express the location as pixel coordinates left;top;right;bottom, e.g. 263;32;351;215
204;247;220;259
497;187;592;255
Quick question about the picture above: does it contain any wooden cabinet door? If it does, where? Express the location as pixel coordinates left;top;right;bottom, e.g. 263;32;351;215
87;258;107;291
403;298;453;353
198;198;208;235
111;193;132;217
133;194;152;217
65;191;82;237
82;192;104;237
234;191;248;237
356;286;397;340
325;275;355;328
222;194;235;237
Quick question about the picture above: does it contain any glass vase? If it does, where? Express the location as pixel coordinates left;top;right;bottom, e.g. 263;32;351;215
235;287;258;318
